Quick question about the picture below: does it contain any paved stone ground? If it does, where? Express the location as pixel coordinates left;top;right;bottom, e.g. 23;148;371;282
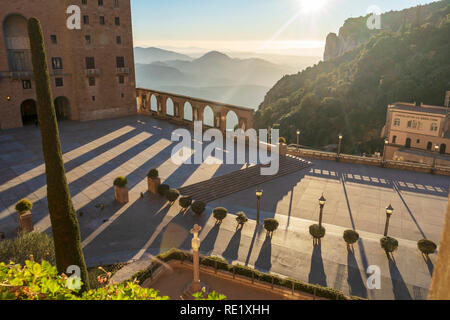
0;115;449;300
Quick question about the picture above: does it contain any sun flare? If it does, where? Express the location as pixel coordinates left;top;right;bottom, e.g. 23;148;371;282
297;0;328;14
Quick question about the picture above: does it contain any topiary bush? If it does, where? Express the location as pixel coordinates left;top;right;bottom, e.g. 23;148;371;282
417;239;437;255
165;189;180;203
147;169;159;179
113;176;128;188
236;212;248;225
191;201;206;216
343;230;360;245
157;184;170;197
179;196;192;209
213;207;228;223
279;137;287;144
264;218;279;234
15;199;33;212
380;236;399;253
309;224;326;239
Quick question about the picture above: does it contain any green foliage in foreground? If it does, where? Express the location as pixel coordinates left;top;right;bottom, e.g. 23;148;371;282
15;199;33;212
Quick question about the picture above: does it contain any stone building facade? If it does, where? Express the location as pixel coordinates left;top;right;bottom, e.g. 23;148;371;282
0;0;136;130
381;94;450;166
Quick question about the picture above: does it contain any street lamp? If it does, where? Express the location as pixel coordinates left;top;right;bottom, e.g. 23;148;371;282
337;134;343;158
256;188;263;225
384;204;394;237
433;144;440;169
296;130;301;152
4;96;11;101
318;194;327;228
382;139;389;163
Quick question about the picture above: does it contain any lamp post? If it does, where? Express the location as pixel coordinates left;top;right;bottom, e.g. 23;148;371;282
296;130;301;153
384;204;394;237
432;144;439;169
337;134;343;158
318;194;326;228
382;139;389;163
256;189;263;225
4;96;11;102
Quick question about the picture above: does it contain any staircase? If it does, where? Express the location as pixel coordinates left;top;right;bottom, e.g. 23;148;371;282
178;155;312;204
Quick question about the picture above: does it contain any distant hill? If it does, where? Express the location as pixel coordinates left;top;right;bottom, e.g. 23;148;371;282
256;1;450;154
134;47;192;64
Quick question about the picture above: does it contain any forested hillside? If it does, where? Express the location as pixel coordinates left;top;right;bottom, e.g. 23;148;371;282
255;2;450;154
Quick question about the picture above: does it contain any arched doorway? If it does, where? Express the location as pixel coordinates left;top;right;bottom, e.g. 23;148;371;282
166;98;174;116
405;138;411;148
20;99;37;125
184;102;193;121
203;106;214;127
3;14;31;72
150;95;157;112
427;142;432;151
440;144;447;154
226;110;239;131
54;96;71;121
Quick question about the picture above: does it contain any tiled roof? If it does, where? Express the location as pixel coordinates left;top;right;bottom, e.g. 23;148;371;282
391;104;449;115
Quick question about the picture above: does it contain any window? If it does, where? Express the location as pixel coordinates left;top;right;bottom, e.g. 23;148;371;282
50;35;57;44
51;57;63;70
116;36;122;44
114;0;119;8
89;77;96;86
92;96;96;101
85;35;91;45
116;56;125;68
121;93;125;98
393;118;400;127
85;57;95;69
416;139;420;144
98;0;103;6
427;142;433;151
82;0;87;5
99;16;105;25
83;16;89;25
405;138;411;148
407;121;412;128
115;17;120;26
392;136;397;144
118;75;125;84
431;123;438;132
22;80;32;89
55;78;64;87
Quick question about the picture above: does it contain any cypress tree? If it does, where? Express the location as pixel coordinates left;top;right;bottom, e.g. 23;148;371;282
27;18;89;290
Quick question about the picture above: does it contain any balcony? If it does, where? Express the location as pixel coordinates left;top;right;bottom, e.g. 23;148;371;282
85;68;101;77
52;69;64;76
0;71;33;80
116;67;131;74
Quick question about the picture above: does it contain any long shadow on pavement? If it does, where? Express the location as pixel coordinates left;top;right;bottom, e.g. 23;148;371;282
254;236;272;273
388;255;412;300
222;228;243;263
308;242;327;287
347;247;368;298
199;224;221;256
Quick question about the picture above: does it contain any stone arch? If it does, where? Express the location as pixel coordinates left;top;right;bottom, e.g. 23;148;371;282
20;99;37;125
405;138;411;148
440;144;447;154
166;98;174;116
226;110;239;131
150;94;157;112
54;96;71;121
3;13;31;72
427;142;433;151
203;105;214;127
184;102;193;121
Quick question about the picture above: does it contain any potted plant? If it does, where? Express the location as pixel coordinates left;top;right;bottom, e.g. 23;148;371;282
213;207;228;224
165;189;180;205
147;169;160;195
278;137;287;156
191;201;206;216
113;176;129;204
15;199;34;233
343;230;360;249
309;224;326;239
417;239;437;256
179;196;192;212
264;218;279;237
236;211;248;229
380;236;399;254
157;184;170;197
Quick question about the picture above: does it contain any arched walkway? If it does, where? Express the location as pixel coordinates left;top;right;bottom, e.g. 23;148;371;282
54;96;71;121
150;95;157;112
20;99;37;125
166;98;174;116
203;106;214;127
184;102;193;121
226;110;239;131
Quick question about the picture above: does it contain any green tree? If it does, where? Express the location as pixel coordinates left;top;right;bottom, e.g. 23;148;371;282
27;18;89;290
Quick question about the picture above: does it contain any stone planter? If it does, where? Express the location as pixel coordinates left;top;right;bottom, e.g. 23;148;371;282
17;211;34;233
114;186;129;204
279;143;287;156
147;177;161;195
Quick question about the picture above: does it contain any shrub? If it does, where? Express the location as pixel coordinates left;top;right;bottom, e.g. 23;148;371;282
417;239;437;255
179;196;192;209
309;224;326;239
157;184;170;196
113;176;128;188
213;207;228;222
165;189;180;203
15;199;33;212
0;231;55;266
264;218;279;233
147;169;159;179
343;230;359;245
191;201;206;215
380;236;399;253
236;212;248;225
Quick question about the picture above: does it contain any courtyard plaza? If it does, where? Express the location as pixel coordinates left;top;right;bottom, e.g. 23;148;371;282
0;115;449;300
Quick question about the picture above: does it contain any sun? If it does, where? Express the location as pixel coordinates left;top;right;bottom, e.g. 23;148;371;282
297;0;328;14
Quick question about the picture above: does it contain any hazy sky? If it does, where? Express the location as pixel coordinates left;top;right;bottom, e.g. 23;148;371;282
131;0;438;55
